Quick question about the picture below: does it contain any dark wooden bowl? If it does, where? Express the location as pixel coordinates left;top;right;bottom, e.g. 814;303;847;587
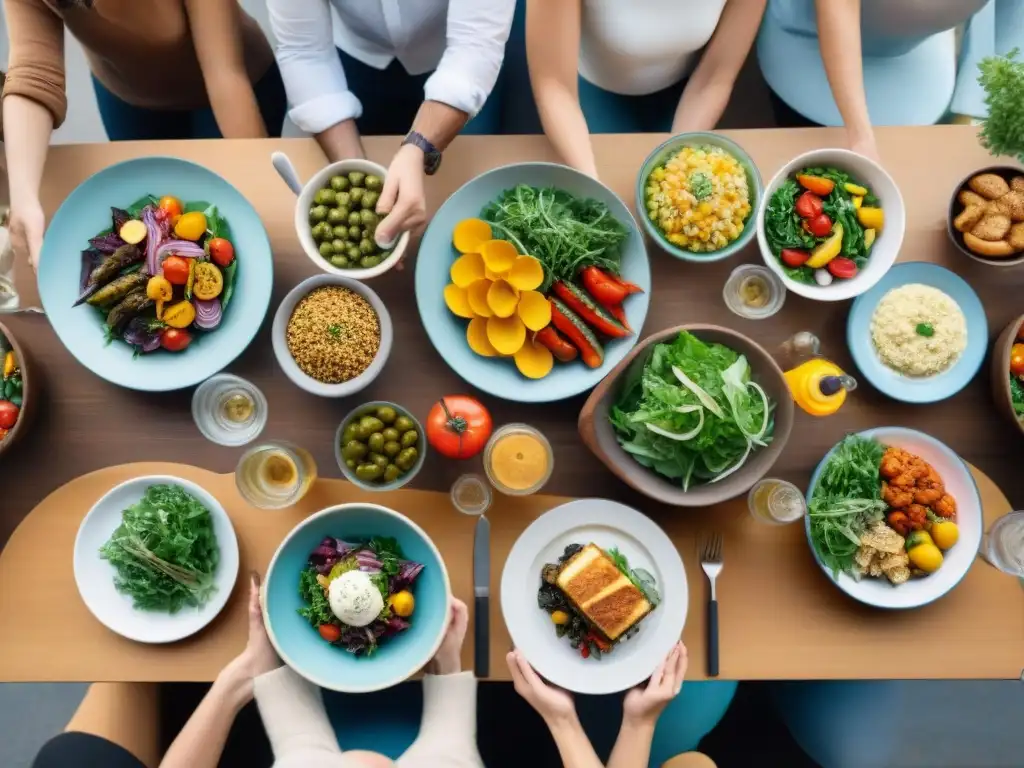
578;324;794;507
0;319;38;457
991;313;1024;438
947;165;1024;267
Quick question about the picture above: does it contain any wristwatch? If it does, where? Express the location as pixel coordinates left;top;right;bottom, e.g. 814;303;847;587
402;131;442;176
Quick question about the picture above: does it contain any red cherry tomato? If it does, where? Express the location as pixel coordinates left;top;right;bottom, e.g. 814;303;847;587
426;396;493;460
793;191;823;220
1011;344;1024;377
0;401;19;429
160;328;193;352
827;257;858;280
318;624;342;643
780;248;810;268
804;213;833;238
159;196;184;224
208;237;235;268
162;256;191;285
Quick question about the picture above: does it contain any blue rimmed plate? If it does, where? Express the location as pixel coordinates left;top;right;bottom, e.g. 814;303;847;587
38;157;273;391
805;427;982;610
847;262;987;403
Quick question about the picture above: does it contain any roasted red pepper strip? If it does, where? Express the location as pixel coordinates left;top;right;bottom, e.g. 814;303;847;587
607;271;643;295
581;265;628;305
550;298;604;369
605;302;631;332
534;325;578;362
552;281;629;339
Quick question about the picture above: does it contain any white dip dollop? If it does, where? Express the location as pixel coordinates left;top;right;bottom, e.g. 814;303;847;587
328;570;384;628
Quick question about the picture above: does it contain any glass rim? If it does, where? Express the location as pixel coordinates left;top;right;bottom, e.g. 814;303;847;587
483;423;554;496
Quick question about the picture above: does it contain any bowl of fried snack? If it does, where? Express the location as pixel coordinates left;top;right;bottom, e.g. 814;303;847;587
948;167;1024;266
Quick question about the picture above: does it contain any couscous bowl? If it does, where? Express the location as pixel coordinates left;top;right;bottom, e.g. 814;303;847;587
636;133;763;263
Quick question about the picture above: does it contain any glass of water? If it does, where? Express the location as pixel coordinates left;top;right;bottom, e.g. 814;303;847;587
982;511;1024;576
192;373;267;447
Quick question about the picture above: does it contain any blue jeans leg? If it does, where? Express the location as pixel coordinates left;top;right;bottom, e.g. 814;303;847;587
578;77;687;134
323;683;421;759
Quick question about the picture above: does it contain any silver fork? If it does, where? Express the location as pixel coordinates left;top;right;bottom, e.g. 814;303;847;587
700;533;723;677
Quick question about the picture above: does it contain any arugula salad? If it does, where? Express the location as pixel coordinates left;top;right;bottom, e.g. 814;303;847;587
99;484;221;613
610;331;774;490
298;536;423;657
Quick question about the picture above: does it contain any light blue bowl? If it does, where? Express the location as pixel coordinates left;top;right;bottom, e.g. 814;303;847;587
636;133;763;263
414;162;651;403
847;262;987;404
262;503;451;693
38;157;273;391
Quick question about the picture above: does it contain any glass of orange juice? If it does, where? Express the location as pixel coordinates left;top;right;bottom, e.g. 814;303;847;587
236;440;317;509
483;424;554;496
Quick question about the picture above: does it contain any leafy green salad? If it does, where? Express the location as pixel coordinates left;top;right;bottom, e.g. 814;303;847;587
1010;374;1024;419
100;484;220;612
610;331;774;490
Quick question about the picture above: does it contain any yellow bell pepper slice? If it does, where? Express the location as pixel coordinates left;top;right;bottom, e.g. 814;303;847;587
805;223;844;269
852;196;864;210
857;206;885;231
2;351;15;379
844;182;868;196
864;228;876;250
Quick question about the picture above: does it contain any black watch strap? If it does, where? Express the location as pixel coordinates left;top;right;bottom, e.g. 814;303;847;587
403;131;442;175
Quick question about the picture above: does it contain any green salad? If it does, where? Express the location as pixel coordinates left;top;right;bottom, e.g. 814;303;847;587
1011;374;1024;419
99;484;220;612
610;331;774;490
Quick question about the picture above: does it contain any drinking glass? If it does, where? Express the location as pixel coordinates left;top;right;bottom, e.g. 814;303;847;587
451;474;492;516
748;478;807;524
192;373;267;447
982;511;1024;576
236;441;317;509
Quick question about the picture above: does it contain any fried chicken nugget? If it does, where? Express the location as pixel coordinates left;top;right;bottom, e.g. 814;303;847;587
963;232;1016;258
880;455;904;479
882;482;914;509
959;189;989;208
954;205;986;233
994;191;1024;222
969;173;1011;199
906;504;928;529
971;213;1013;241
887;511;911;536
934;494;957;519
1012;177;1024;194
1010;222;1024;252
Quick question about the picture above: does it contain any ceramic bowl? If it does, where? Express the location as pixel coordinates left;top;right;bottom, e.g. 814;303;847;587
756;148;905;302
578;324;794;507
636;132;763;263
334;401;427;491
991;313;1024;437
947;165;1024;267
275;153;410;280
262;502;451;693
272;274;393;398
0;320;36;457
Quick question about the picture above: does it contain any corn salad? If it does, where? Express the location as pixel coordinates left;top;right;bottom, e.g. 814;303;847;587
645;146;752;253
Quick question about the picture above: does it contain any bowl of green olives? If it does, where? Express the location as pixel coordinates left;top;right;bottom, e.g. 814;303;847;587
275;153;411;280
335;401;426;491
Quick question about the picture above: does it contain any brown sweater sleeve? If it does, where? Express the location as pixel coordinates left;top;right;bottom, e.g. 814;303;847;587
2;0;67;129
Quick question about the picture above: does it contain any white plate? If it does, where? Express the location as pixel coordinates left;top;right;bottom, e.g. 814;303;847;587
805;427;982;610
74;475;240;643
500;499;686;694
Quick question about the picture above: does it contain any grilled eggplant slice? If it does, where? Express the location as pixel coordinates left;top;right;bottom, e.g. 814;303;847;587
85;270;147;308
75;244;144;307
105;290;153;333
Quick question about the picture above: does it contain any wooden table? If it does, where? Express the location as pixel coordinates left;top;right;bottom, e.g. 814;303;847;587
1;128;1023;682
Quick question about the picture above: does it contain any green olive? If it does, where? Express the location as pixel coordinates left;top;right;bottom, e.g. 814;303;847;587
342;424;360;444
348;211;362;226
383;464;401;483
396;447;419;471
311;222;331;241
355;463;383;482
346;458;356;470
381;440;400;458
360;209;379;227
361;227;375;241
334;204;351;220
401;429;419;448
318;241;335;258
358;416;385;438
330;255;351;269
314;188;337;206
349;187;365;205
347;246;362;262
332;225;349;240
309;204;329;223
348;171;366;187
356;238;373;255
335;192;351;208
348;225;362;240
361;191;380;210
394;415;415;433
375;406;397;424
330;175;350;192
369;452;389;469
365;174;383;192
341;440;367;460
382;427;400;442
331;239;349;255
327;207;347;225
359;255;382;269
367;432;385;453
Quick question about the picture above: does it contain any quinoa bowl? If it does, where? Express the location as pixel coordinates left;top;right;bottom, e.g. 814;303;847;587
272;275;393;398
636;133;762;263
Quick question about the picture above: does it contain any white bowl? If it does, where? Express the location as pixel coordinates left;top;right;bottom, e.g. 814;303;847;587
272;274;393;398
74;475;240;643
756;148;905;302
285;155;411;280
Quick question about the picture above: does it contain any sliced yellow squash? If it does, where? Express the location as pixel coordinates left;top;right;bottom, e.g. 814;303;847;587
480;239;518;273
514;338;554;379
486;279;519;318
450;252;485;288
486;314;526;355
507;255;544;291
453;218;492;254
517;290;551;331
467;317;498;357
443;283;475;318
466;279;494;317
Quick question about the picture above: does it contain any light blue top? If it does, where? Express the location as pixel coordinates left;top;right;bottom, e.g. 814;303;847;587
758;0;1021;126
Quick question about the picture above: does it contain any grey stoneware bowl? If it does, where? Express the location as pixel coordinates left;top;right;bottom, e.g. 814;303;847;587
947;165;1024;267
334;400;427;491
991;313;1024;437
578;324;794;507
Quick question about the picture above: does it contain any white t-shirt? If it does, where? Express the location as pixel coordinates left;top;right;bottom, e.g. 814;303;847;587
578;0;728;95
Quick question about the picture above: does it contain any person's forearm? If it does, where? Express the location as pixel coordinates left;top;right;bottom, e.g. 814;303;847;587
3;95;52;208
534;87;598;177
546;715;604;768
315;119;365;163
160;672;249;768
607;717;656;768
409;100;469;152
814;0;873;143
672;79;733;133
207;72;268;138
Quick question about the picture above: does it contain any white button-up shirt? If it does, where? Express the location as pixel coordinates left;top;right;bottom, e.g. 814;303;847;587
267;0;515;134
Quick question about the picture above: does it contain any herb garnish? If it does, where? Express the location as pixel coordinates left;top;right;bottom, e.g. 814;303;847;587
327;323;345;339
916;323;935;337
689;172;713;201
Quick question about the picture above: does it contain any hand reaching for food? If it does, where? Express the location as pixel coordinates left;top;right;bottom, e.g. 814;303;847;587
506;648;577;724
622;642;688;727
426;597;468;676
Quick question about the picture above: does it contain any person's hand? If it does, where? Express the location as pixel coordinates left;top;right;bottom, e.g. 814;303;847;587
849;132;880;164
622;642;688;728
507;648;577;725
375;143;428;264
426;597;469;675
219;572;281;702
9;200;45;274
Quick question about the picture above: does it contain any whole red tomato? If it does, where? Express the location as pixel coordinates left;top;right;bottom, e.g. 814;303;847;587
208;237;235;268
804;213;833;238
793;191;823;220
162;256;191;285
426;396;492;459
0;401;19;429
1011;344;1024;377
160;328;193;352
